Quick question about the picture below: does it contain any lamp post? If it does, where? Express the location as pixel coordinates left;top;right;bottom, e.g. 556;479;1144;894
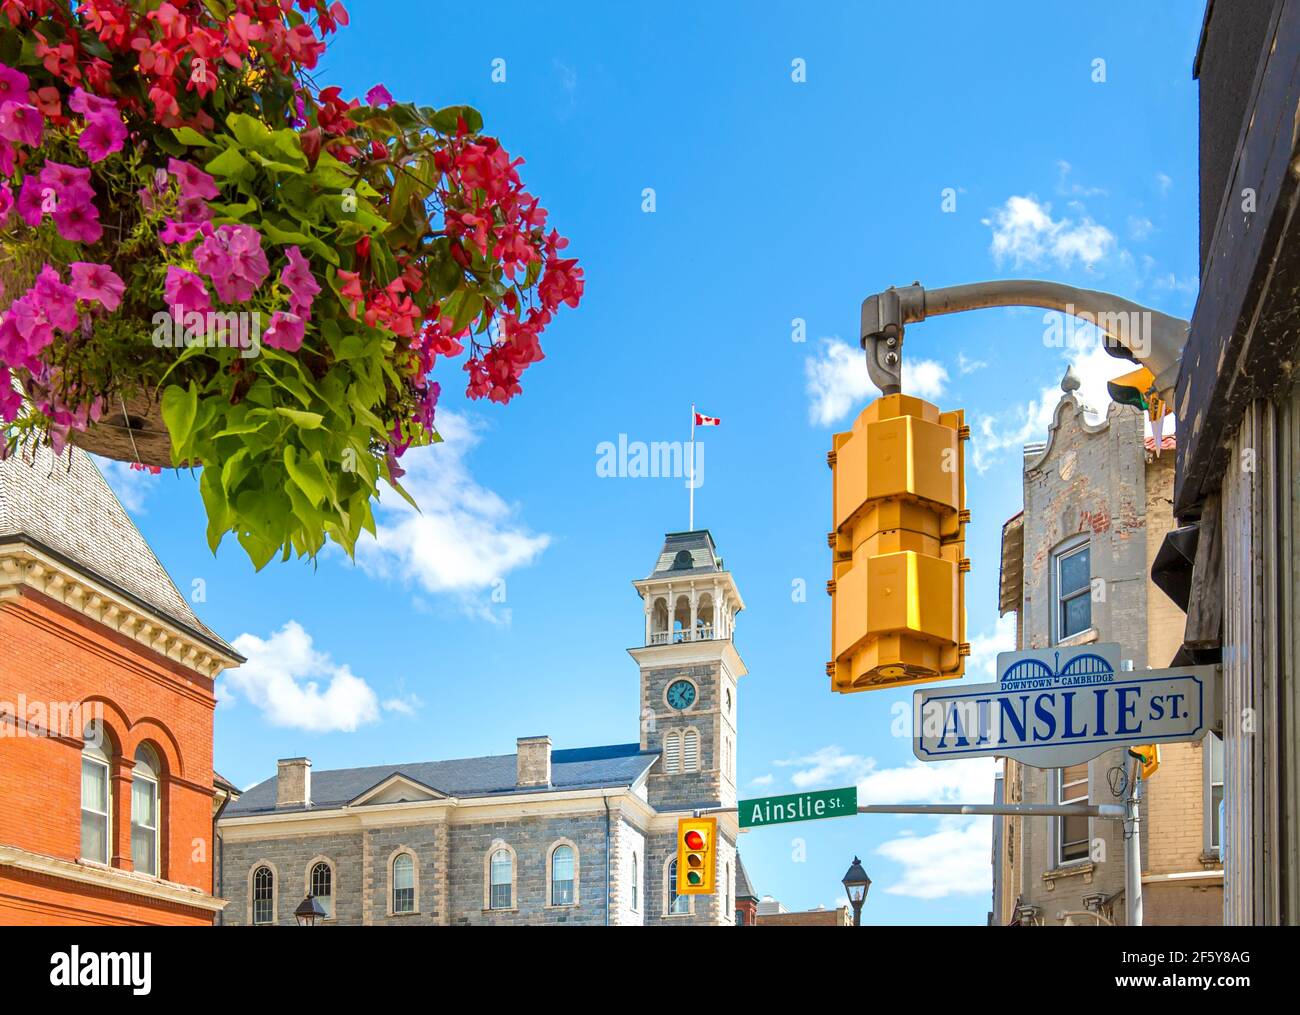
841;857;871;927
294;894;327;927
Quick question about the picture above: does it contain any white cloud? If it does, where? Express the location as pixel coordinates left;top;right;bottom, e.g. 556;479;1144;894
971;339;1129;473
877;817;993;899
775;746;995;805
1128;216;1154;241
1155;172;1173;196
983;195;1115;269
94;457;158;514
804;338;948;427
957;352;987;375
749;774;774;788
967;614;1017;679
1055;161;1107;198
354;410;550;612
382;694;421;717
227;621;381;732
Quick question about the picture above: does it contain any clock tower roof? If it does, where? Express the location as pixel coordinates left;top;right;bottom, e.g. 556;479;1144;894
647;529;723;579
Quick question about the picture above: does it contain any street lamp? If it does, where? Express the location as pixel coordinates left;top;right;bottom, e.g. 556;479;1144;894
294;894;327;927
841;857;871;926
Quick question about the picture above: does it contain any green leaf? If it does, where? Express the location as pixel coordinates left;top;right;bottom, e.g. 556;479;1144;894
284;446;329;507
172;126;215;148
205;146;253;181
275;407;324;429
162;383;198;462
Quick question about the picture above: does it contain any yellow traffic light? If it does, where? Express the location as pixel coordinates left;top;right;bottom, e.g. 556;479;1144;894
827;394;970;693
676;817;717;895
1130;744;1160;780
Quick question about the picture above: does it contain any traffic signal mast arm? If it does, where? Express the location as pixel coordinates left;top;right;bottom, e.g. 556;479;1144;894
860;280;1189;404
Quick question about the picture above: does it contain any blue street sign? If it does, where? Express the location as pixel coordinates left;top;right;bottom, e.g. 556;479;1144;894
912;643;1217;768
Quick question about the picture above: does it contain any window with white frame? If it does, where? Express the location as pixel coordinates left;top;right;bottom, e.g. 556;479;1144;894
311;861;333;919
131;744;160;877
489;848;513;910
663;730;681;773
1057;763;1090;865
1053;539;1092;641
630;851;639;911
682;729;700;772
252;866;274;925
1205;735;1225;855
668;858;689;915
550;844;575;906
80;722;111;865
392;853;415;914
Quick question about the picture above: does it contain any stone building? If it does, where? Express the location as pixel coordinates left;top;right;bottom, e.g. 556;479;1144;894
217;530;746;926
0;445;242;925
990;372;1223;926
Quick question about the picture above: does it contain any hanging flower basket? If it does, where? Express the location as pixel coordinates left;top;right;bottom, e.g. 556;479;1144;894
0;0;583;566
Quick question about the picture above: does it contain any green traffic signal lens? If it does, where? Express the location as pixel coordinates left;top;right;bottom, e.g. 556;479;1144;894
687;871;703;886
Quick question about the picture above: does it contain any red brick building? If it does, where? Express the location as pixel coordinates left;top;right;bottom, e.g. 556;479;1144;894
0;445;241;925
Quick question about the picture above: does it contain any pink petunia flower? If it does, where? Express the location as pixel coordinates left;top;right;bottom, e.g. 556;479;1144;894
68;88;118;119
39;162;95;208
159;218;203;245
0;62;29;106
0;365;22;422
69;262;125;311
0;101;42;147
168;158;220;200
199;224;269;303
15;175;45;227
263;311;305;352
164;266;212;319
0;182;12;227
0;139;15;178
78;111;127;162
33;266;79;331
281;246;320;316
175;193;213;224
365;84;394;108
52;201;103;244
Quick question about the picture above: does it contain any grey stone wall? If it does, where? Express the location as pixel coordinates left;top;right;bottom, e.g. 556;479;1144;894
446;814;610;925
642;661;724;811
1014;398;1150;923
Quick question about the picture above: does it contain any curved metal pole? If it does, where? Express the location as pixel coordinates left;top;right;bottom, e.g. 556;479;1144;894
860;280;1188;402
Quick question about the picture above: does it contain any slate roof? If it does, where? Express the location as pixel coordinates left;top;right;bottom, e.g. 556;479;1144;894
735;852;757;900
0;443;236;657
648;530;722;579
227;743;658;816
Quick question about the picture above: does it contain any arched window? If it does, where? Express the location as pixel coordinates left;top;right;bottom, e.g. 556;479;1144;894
253;866;274;925
631;851;640;911
80;721;111;865
663;730;682;773
667;858;689;915
682;729;700;772
131;744;160;876
392;853;415;914
310;861;333;919
550;843;576;906
489;848;513;910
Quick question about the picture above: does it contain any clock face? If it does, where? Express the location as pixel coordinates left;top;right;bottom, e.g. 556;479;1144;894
666;680;697;711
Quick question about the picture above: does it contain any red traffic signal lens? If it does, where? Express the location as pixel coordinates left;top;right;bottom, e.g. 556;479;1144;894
684;830;705;850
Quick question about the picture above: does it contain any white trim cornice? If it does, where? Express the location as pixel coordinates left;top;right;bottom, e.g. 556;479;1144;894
627;638;748;678
0;544;238;679
0;844;226;913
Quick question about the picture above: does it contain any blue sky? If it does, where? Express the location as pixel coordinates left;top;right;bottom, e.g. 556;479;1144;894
99;0;1204;924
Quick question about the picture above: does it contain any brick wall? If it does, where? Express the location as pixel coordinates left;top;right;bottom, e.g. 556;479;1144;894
0;587;219;925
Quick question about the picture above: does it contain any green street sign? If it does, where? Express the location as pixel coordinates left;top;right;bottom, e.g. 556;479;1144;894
739;787;859;829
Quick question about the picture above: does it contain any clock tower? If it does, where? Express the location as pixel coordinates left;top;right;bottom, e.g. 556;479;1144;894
629;530;746;813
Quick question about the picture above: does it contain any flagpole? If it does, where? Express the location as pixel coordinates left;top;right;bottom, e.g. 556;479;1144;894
689;403;696;531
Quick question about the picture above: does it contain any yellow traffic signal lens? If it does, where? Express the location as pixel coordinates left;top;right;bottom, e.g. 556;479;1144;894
686;854;703;869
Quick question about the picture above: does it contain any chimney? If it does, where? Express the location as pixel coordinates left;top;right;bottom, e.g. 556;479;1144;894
516;736;551;787
276;757;311;808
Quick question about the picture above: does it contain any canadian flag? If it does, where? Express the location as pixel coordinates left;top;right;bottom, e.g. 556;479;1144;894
694;412;721;427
